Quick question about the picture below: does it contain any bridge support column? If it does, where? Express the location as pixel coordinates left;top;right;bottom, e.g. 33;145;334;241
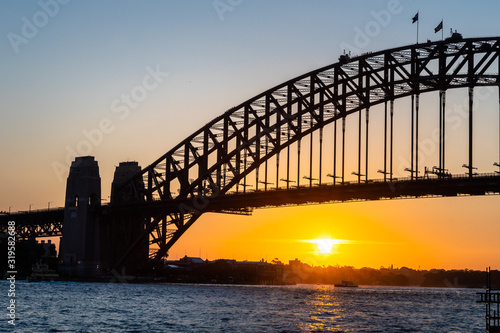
342;116;346;183
390;100;394;181
410;94;420;180
365;108;369;182
415;94;419;179
309;130;313;187
333;114;337;184
440;90;447;174
468;87;474;177
297;114;301;187
319;127;323;185
357;108;362;183
411;94;414;180
498;85;500;171
497;85;500;173
102;161;149;275
383;101;387;181
58;156;101;277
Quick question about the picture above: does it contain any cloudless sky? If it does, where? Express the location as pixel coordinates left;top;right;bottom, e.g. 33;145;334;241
1;0;500;270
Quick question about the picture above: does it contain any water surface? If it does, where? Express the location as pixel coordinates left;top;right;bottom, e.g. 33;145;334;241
1;281;485;332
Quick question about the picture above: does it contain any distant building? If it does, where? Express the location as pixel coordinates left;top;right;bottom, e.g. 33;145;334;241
160;256;285;285
37;240;56;257
178;256;205;265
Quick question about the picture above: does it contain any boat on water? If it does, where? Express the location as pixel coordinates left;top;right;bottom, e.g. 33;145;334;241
334;280;358;288
27;262;59;282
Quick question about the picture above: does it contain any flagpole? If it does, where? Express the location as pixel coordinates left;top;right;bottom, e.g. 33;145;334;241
441;20;444;40
416;12;419;44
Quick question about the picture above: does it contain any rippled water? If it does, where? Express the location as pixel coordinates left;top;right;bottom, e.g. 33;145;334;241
1;280;485;332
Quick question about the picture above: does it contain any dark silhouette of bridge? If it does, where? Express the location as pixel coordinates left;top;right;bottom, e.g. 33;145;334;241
2;35;500;276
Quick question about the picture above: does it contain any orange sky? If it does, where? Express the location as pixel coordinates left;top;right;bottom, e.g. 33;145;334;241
169;195;500;270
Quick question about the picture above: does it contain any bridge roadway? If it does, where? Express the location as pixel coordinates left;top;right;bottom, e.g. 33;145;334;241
113;173;500;215
2;173;500;240
0;207;64;240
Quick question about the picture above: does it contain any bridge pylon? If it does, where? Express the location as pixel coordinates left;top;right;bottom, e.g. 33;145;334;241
100;161;149;275
58;156;101;277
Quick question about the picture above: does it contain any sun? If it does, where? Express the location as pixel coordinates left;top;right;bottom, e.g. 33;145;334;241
301;238;349;255
312;238;341;254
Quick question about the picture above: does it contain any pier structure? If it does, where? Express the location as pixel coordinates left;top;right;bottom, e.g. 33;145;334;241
478;268;500;333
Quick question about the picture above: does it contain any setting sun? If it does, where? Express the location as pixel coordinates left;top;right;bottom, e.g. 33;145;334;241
310;238;342;254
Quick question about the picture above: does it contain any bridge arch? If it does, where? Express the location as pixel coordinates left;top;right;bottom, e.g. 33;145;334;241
115;36;500;265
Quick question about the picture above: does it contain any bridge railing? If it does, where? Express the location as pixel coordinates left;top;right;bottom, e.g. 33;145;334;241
113;172;500;200
222;172;500;195
0;207;65;216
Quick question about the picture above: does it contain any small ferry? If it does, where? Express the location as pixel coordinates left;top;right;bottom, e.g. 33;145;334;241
27;262;59;282
334;280;358;288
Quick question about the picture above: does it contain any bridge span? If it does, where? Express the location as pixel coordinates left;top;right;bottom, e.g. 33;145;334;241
2;172;500;272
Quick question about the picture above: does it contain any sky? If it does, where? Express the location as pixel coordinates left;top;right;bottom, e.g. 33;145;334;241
1;0;500;270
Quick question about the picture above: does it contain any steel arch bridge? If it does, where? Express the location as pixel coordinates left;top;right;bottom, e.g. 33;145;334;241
86;36;500;267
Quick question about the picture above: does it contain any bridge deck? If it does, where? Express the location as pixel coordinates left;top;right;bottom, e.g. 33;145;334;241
2;174;499;239
111;173;500;214
0;208;64;239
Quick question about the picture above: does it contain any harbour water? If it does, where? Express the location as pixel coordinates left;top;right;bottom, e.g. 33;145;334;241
2;280;485;332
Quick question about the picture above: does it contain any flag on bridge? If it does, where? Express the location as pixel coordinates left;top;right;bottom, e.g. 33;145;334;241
412;12;419;24
434;20;443;33
412;12;419;44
